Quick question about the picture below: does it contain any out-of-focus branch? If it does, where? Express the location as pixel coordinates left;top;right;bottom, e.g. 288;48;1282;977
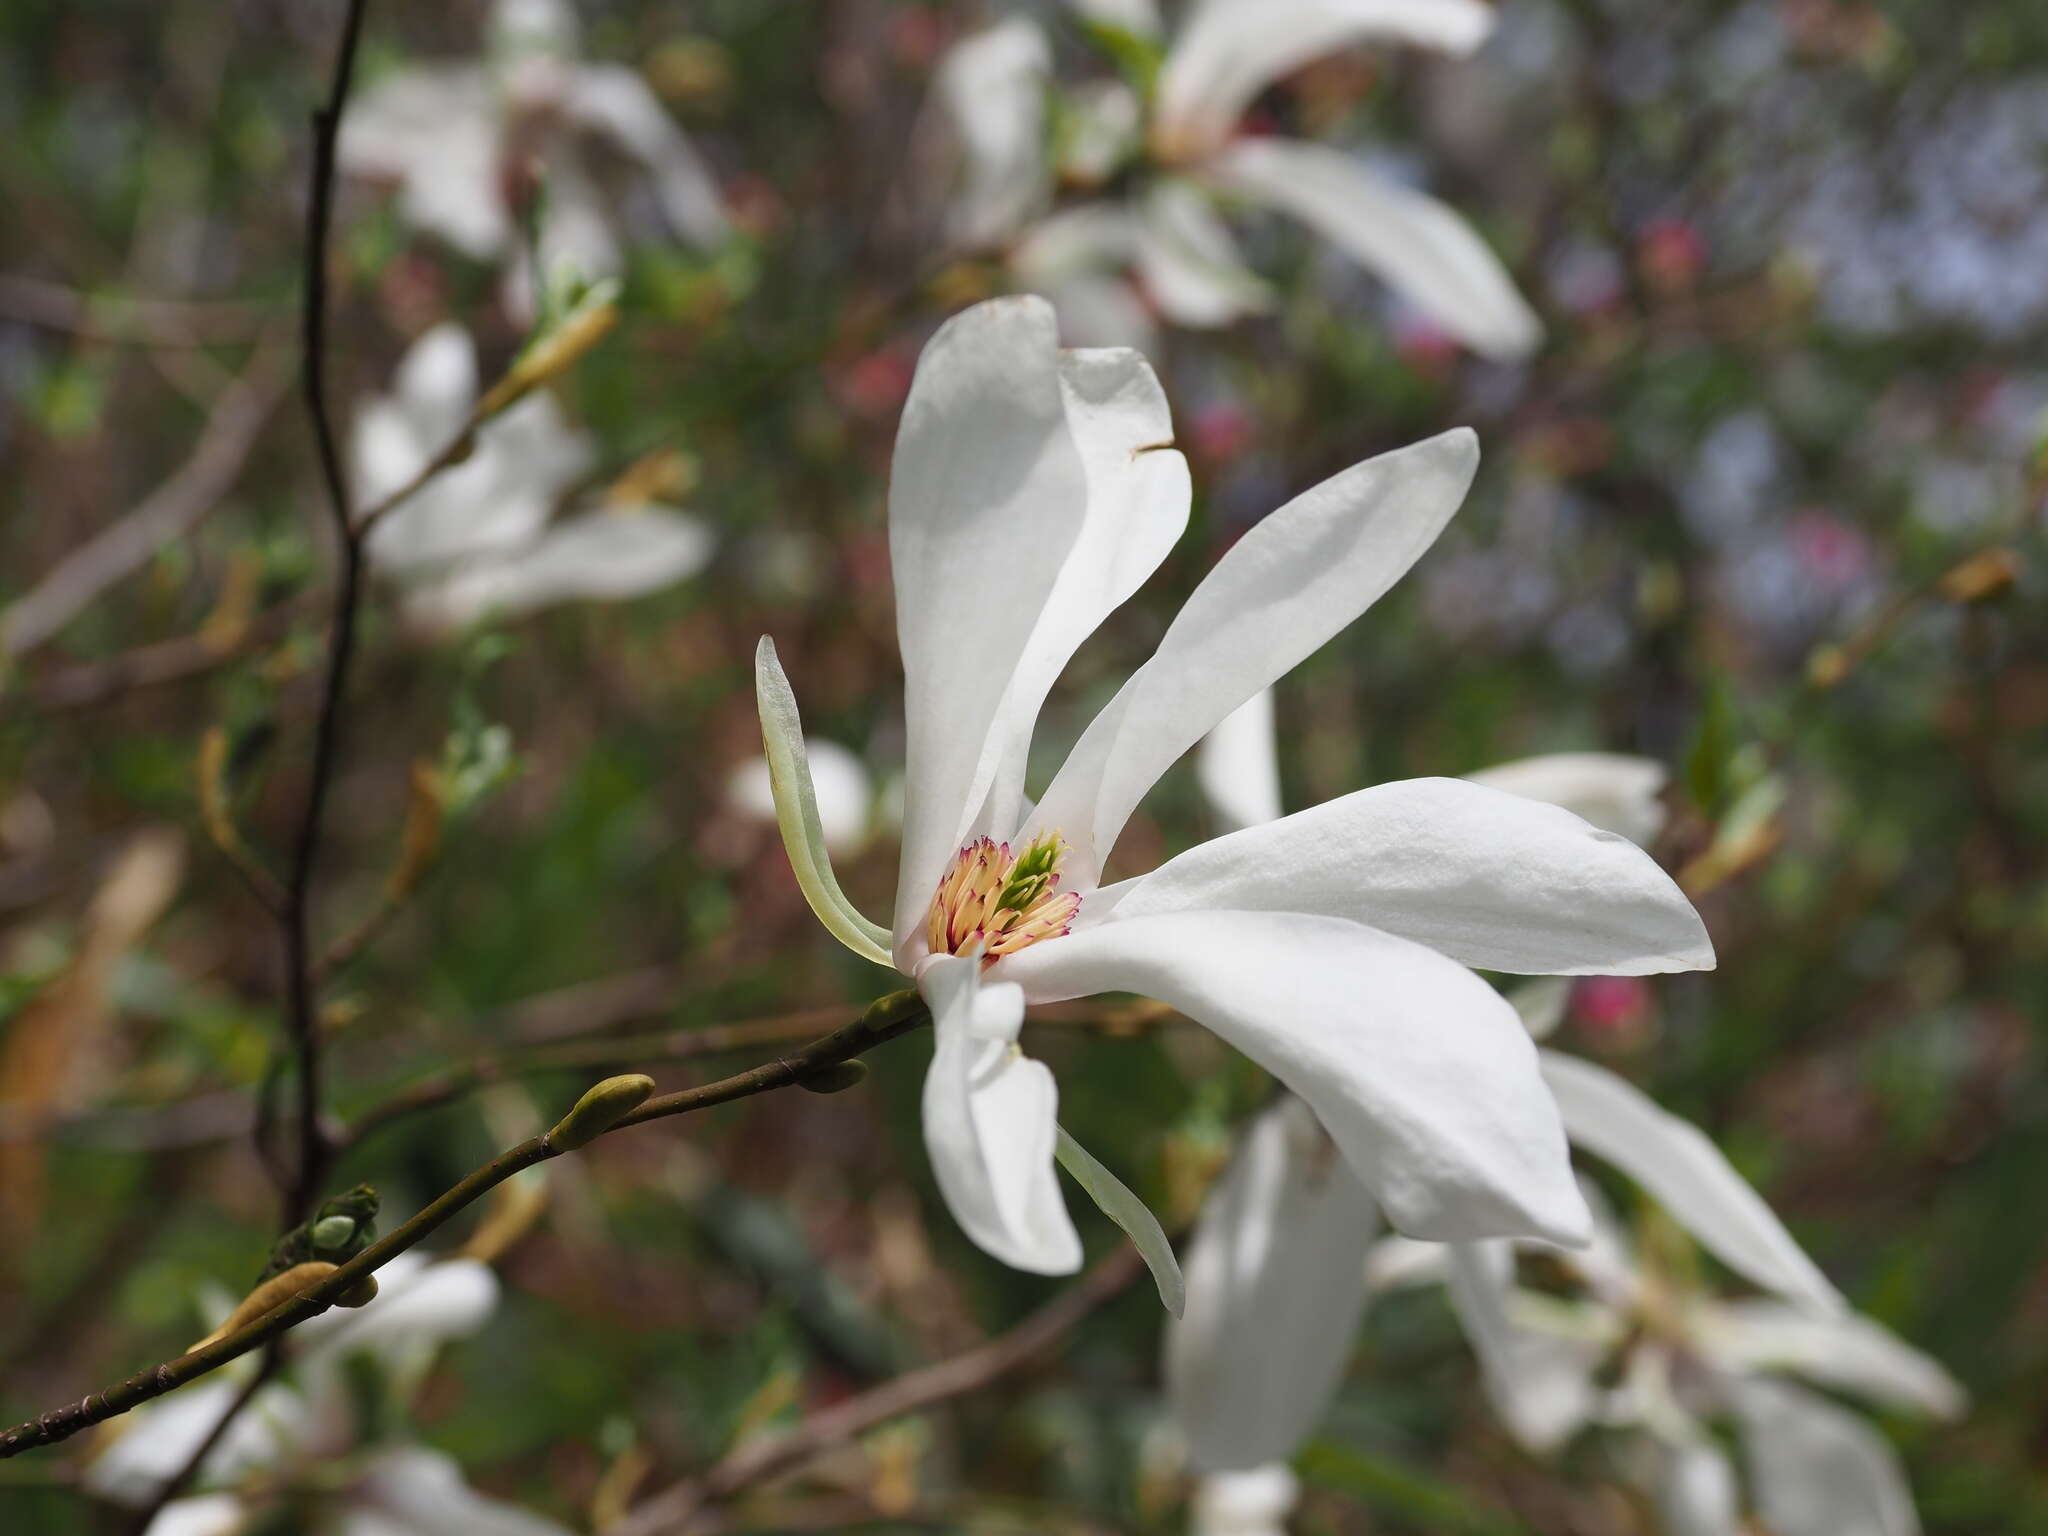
604;1245;1146;1536
0;348;291;658
0;273;275;347
0;990;931;1460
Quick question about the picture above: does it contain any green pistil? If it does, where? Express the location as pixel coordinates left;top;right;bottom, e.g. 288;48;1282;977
995;832;1066;915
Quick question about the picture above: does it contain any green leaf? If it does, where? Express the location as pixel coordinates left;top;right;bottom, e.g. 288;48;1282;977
754;636;893;967
1054;1126;1184;1316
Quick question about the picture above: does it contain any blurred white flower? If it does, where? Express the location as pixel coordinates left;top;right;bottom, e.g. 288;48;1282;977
757;295;1709;1282
1169;699;1855;1480
930;0;1541;355
88;1255;569;1536
727;736;877;858
339;0;729;310
354;322;712;632
1190;1463;1300;1536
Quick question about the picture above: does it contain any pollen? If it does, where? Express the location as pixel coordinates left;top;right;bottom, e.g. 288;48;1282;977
925;831;1081;962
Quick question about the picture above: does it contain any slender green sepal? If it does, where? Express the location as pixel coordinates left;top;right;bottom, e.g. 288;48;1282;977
755;636;894;966
1054;1125;1184;1316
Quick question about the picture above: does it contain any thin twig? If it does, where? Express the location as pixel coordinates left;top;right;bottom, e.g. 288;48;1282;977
0;349;291;657
0;991;930;1460
604;1245;1146;1536
120;1348;282;1534
0;273;275;347
276;0;370;1225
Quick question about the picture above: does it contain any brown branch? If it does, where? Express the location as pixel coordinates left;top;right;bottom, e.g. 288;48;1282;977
0;273;275;347
604;1245;1146;1536
0;990;930;1461
0;349;291;657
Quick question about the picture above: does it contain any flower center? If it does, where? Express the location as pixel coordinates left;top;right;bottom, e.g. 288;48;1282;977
925;831;1080;962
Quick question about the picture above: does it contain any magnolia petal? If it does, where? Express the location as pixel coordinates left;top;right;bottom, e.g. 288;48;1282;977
1539;1052;1839;1311
1054;1125;1185;1314
1508;976;1573;1040
1445;1241;1605;1452
1012;206;1153;346
1649;1438;1744;1536
1464;752;1670;846
295;1252;498;1363
1067;0;1163;40
338;67;510;258
1003;910;1589;1245
887;297;1092;954
1190;1465;1301;1536
975;346;1191;841
1196;687;1285;832
1699;1300;1966;1419
411;509;710;628
1364;1233;1449;1292
933;20;1053;248
728;739;874;858
139;1496;248;1536
919;955;1082;1274
1029;429;1479;887
84;1376;299;1507
1132;180;1271;328
1730;1377;1925;1536
1095;776;1713;975
347;1446;579;1536
1204;138;1541;360
754;639;894;965
1155;0;1495;162
1044;273;1158;350
1165;1096;1376;1470
566;64;730;248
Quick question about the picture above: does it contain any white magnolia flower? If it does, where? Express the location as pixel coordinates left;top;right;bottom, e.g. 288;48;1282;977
355;322;712;631
1167;700;1834;1478
755;295;1709;1289
1190;1464;1300;1536
932;0;1540;355
339;0;729;307
727;737;878;858
88;1255;569;1536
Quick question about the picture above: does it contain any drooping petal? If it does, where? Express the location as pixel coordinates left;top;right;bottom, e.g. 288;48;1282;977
1464;752;1670;846
975;346;1191;841
1189;1465;1301;1536
1028;429;1479;887
1444;1241;1606;1452
408;509;712;628
728;738;875;858
338;68;510;259
1053;1125;1184;1314
932;20;1053;248
345;1446;579;1536
1203;138;1541;360
1165;1096;1377;1470
1003;910;1589;1245
1729;1377;1925;1536
1648;1437;1744;1536
919;954;1082;1274
565;64;730;248
755;639;894;966
1196;687;1285;832
1154;0;1496;162
1699;1300;1966;1419
1093;776;1712;975
1539;1051;1840;1311
1132;179;1272;328
887;298;1093;953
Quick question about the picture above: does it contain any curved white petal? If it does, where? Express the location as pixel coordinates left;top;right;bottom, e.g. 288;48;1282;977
1464;753;1669;847
887;297;1094;954
1650;1438;1744;1536
565;64;730;248
919;954;1082;1274
1204;139;1541;360
1190;1465;1301;1536
139;1495;249;1536
296;1253;499;1366
1730;1377;1925;1536
1699;1300;1966;1419
349;1445;578;1536
1364;1233;1449;1292
1196;687;1284;832
1508;976;1572;1040
1067;0;1163;39
1054;1126;1184;1314
933;20;1053;248
1043;273;1158;350
728;739;874;858
1002;910;1588;1245
977;347;1191;842
1029;428;1479;887
339;68;510;259
1166;1096;1376;1470
1155;0;1495;162
85;1376;301;1507
1095;776;1713;975
410;509;712;627
1445;1241;1606;1452
1539;1052;1838;1311
1132;180;1271;328
754;640;894;964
